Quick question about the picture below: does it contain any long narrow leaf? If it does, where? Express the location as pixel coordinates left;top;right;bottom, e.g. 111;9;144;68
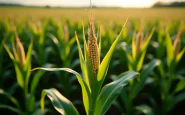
0;89;22;112
94;71;138;115
41;88;79;115
32;67;91;115
133;59;160;97
4;44;24;88
98;25;101;66
136;104;154;115
0;105;20;114
95;20;128;99
176;47;185;63
166;33;174;67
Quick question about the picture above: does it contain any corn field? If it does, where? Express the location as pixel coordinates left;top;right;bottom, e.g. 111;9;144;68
0;7;185;115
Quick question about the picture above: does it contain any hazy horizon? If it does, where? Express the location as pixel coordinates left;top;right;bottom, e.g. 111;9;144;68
0;0;184;8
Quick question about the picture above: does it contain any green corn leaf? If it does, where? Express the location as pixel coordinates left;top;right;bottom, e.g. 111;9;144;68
30;70;45;95
94;71;139;115
132;33;137;60
167;91;185;112
82;21;87;58
120;88;128;109
24;39;33;93
133;59;160;97
174;77;185;94
143;28;155;51
0;89;22;113
32;67;91;115
136;104;154;115
12;39;19;61
95;21;127;98
32;108;49;115
30;64;53;98
166;32;174;67
49;33;70;61
136;28;155;72
14;62;24;88
75;32;89;84
136;50;146;72
125;53;134;70
176;47;185;64
25;39;33;71
30;64;53;95
41;88;79;115
0;105;20;114
98;25;102;66
4;44;24;88
3;43;15;60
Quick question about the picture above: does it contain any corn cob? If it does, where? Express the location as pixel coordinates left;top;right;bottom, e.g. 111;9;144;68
88;18;99;77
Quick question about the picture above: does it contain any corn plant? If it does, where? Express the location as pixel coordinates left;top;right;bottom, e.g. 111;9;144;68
30;21;52;66
157;25;185;115
120;25;160;115
1;34;48;115
48;23;77;96
31;9;140;114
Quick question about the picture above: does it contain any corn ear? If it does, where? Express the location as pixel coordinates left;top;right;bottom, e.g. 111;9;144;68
88;21;99;77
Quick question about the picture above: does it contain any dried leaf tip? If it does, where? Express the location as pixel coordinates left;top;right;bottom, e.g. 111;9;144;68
135;24;144;56
16;34;26;68
173;21;183;61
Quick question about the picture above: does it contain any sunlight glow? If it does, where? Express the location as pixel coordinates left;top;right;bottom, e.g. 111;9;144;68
0;0;183;8
120;0;157;8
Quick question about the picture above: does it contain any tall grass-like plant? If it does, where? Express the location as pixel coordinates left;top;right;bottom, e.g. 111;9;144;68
120;24;160;115
1;33;32;114
30;20;52;66
32;4;139;115
1;32;49;114
157;23;185;115
48;23;77;96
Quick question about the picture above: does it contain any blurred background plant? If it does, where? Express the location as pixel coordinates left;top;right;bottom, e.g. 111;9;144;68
0;0;185;114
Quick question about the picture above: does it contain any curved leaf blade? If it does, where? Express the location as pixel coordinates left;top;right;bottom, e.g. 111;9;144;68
136;104;154;115
166;33;174;67
41;88;79;115
32;67;91;115
94;71;139;115
0;89;22;113
95;20;128;99
133;59;160;97
0;105;20;114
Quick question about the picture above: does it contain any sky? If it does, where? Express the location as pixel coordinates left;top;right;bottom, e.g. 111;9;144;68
0;0;184;8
